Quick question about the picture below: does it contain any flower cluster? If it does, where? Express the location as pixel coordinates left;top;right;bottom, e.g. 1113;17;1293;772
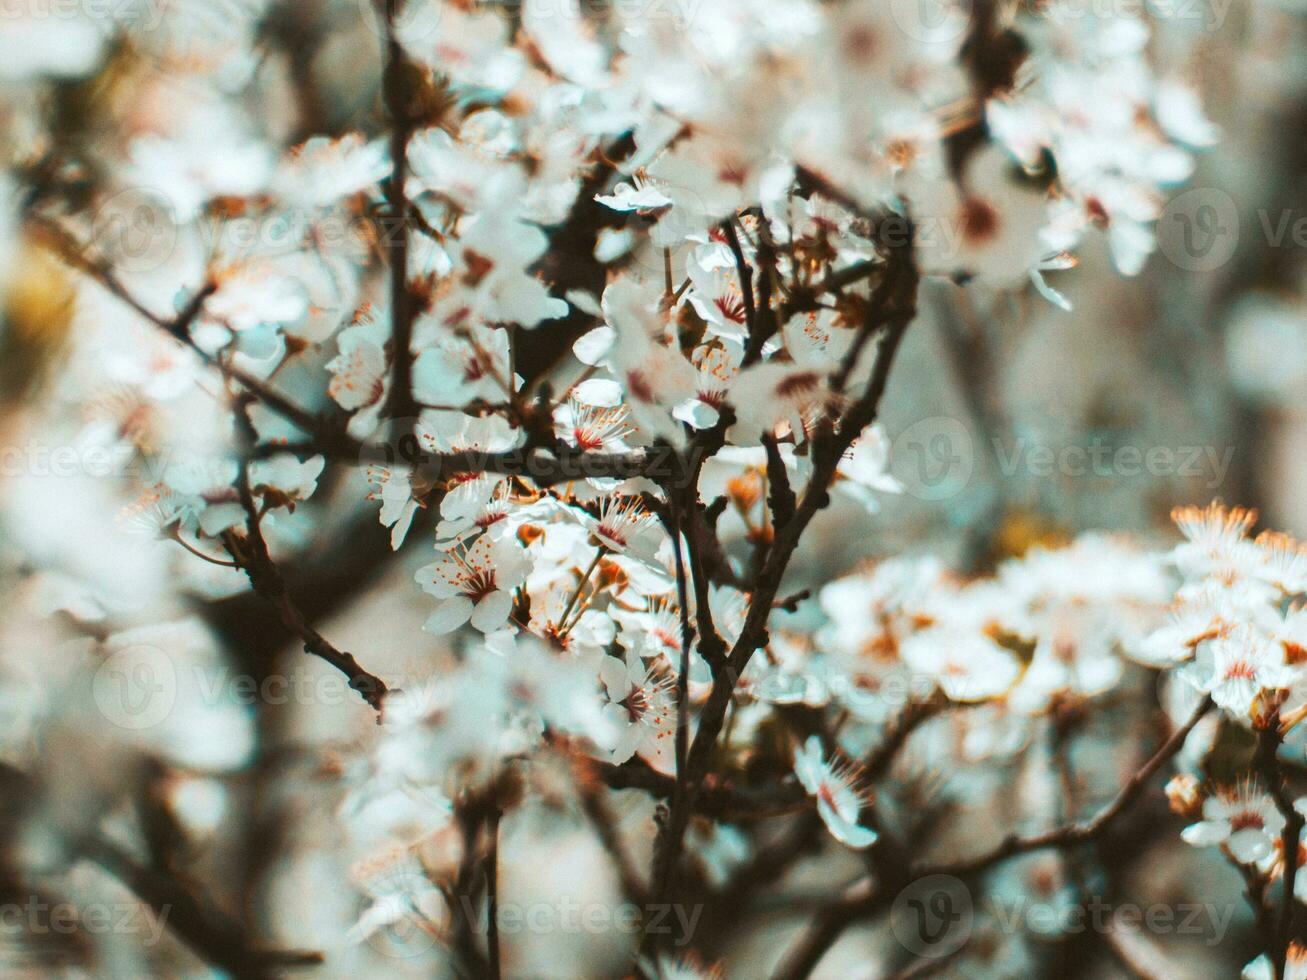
2;0;1283;977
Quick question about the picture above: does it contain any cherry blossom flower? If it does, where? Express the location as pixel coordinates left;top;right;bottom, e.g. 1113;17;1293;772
1257;531;1307;596
327;305;390;437
1188;625;1293;720
156;456;244;537
1182;782;1287;864
366;465;422;550
613;597;685;665
273;134;388;210
792;736;877;848
907;145;1051;286
901;629;1022;703
1170;502;1270;596
599;651;675;765
557;399;633;454
411;322;514;408
417;534;531;634
346;848;446;948
584;496;662;562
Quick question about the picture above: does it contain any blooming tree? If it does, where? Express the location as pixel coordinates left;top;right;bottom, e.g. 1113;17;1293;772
2;0;1305;978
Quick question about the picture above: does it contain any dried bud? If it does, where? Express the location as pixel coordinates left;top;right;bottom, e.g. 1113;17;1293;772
1165;774;1202;819
727;474;762;512
595;557;628;592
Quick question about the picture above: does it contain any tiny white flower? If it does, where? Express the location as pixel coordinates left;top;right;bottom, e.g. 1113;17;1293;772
1181;782;1286;864
901;629;1021;703
599;652;675;765
1193;626;1292;720
793;736;877;849
417;535;530;634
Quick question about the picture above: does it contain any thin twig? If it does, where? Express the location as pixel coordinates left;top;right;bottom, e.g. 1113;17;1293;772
916;697;1213;879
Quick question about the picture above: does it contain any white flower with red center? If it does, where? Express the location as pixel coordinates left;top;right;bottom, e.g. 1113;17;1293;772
901;629;1022;703
614;598;685;664
437;478;513;544
729;361;831;444
674;344;742;431
586;496;662;562
327;305;390;438
686;260;750;345
907;145;1051;286
417;534;530;635
599;652;675;765
273;134;388;210
1182;782;1287;864
419;410;519;525
1132;584;1250;668
412;323;514;409
600;278;700;440
557;398;633;453
1190;625;1293;720
527;579;617;660
792;736;877;849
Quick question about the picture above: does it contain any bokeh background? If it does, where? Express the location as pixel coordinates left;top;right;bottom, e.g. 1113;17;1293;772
2;1;1307;977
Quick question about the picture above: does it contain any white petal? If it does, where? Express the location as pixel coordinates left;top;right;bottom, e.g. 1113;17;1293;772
573;377;624;407
1227;828;1272;864
817;799;878;849
1180;821;1230;848
470;590;514;633
424;596;474;635
673;398;720;430
573;325;615;365
599;656;629;699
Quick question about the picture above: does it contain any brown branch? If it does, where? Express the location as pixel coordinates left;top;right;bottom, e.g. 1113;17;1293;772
762;434;796;530
378;0;419;422
485;807;502;980
33;217;365;457
665;500;696;886
915;697;1213;879
84;835;321;979
770;881;876;980
648;236;921;934
1254;721;1305;978
223;409;389;711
